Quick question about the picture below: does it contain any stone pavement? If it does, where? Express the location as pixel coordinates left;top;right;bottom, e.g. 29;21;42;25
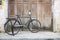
0;31;60;40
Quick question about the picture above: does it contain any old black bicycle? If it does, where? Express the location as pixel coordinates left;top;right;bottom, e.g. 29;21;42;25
4;11;41;35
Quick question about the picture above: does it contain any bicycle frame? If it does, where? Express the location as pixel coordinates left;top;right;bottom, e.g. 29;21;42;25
16;14;32;27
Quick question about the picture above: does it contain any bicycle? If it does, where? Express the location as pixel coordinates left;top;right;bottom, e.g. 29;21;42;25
4;11;41;35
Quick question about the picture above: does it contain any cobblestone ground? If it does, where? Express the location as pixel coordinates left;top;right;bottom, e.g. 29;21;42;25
0;31;60;40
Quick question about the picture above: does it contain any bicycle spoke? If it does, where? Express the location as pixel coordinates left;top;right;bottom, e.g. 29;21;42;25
4;19;20;35
30;22;33;30
28;19;41;33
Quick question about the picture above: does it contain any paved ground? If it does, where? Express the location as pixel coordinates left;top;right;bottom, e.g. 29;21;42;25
0;31;60;40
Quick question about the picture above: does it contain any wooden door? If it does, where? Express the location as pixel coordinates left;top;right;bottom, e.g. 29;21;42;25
38;0;52;30
8;0;15;17
8;0;53;31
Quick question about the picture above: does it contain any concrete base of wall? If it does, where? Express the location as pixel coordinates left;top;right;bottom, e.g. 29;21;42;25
0;24;5;33
53;24;60;33
57;24;60;32
53;14;60;33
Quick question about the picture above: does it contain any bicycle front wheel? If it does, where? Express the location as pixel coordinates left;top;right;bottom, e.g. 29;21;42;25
28;19;41;33
4;19;20;35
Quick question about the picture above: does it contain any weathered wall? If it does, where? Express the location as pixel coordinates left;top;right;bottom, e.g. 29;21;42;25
52;0;60;32
0;0;8;32
0;0;60;32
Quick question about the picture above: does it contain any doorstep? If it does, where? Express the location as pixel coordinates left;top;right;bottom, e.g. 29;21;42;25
0;31;60;40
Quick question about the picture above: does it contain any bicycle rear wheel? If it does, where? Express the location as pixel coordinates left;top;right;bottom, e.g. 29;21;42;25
28;19;41;33
4;19;20;35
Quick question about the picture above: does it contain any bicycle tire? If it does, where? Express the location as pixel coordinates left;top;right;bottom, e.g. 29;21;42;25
4;19;20;35
28;19;41;33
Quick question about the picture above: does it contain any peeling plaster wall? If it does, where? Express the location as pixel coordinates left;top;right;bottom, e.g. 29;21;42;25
0;0;8;32
53;0;60;32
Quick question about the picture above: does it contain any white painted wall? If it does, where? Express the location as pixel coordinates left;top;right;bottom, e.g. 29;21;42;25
52;0;60;32
0;0;8;32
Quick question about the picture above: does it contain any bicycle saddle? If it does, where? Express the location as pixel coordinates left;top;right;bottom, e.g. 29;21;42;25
16;14;22;16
